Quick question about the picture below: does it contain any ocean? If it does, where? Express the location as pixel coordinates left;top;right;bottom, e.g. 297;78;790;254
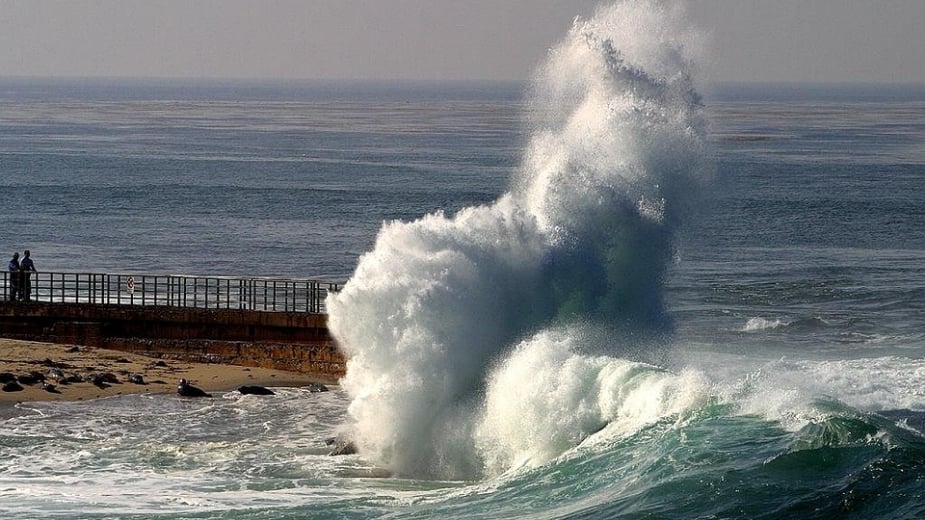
3;2;925;518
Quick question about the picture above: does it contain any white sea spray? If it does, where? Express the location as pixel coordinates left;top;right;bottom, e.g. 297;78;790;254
327;0;710;479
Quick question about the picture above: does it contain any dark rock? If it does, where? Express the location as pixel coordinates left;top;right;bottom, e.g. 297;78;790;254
328;440;357;456
305;382;329;393
238;385;275;396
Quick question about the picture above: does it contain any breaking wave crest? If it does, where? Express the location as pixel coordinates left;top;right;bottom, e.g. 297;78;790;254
326;0;709;479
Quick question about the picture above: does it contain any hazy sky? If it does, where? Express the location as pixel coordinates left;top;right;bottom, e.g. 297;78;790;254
1;0;923;84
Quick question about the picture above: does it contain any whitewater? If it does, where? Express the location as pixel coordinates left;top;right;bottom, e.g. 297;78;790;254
327;0;712;480
3;0;925;518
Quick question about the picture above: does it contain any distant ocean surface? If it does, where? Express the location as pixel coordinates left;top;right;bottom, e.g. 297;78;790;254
3;13;925;520
0;78;524;280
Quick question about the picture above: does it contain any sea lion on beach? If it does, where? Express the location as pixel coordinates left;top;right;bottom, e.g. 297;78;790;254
177;378;211;398
2;381;23;392
238;385;275;396
98;372;120;384
18;372;45;386
63;374;83;384
90;374;110;389
128;374;146;385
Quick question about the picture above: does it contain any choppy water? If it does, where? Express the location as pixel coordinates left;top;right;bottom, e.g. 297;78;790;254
3;1;925;518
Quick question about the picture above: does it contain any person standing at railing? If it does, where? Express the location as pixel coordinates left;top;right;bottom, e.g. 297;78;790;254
7;252;20;302
19;250;35;302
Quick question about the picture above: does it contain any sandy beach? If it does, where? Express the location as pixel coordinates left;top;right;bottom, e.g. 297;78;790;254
0;338;337;403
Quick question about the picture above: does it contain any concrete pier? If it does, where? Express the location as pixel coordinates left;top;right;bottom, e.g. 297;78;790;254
0;301;345;378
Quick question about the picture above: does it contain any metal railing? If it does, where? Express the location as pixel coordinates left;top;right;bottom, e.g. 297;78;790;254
1;271;343;313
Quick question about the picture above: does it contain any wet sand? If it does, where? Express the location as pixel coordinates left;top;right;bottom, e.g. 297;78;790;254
0;338;337;403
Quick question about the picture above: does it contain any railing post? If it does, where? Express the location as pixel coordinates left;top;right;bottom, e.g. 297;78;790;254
311;281;318;313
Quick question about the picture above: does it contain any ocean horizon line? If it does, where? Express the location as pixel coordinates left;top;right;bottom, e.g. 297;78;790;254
2;76;923;103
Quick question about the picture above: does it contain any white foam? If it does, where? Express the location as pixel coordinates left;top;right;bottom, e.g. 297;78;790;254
475;328;710;475
0;389;373;516
711;356;925;431
742;317;785;331
327;0;709;479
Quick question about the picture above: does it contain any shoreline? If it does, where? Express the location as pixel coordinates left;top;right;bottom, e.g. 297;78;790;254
0;338;338;404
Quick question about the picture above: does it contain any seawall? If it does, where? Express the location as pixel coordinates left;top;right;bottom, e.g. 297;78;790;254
0;302;345;378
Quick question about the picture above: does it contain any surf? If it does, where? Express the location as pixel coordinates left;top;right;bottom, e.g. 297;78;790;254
326;0;710;480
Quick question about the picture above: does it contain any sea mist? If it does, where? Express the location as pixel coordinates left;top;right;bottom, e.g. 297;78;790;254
327;0;710;479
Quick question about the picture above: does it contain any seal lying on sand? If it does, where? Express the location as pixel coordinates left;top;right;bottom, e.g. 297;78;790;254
2;380;23;392
177;378;211;398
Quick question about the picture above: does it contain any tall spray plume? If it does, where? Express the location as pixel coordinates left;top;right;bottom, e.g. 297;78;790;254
327;0;709;480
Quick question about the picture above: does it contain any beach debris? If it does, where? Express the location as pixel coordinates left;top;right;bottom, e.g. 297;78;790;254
128;374;146;385
177;378;211;398
305;382;329;393
2;380;24;392
238;385;275;396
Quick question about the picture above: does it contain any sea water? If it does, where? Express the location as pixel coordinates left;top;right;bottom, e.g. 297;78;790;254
3;1;925;518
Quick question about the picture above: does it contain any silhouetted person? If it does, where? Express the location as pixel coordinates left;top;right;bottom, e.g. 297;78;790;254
19;250;35;301
7;252;19;302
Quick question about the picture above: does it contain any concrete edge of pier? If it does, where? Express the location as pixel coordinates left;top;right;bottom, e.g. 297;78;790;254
0;302;346;379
